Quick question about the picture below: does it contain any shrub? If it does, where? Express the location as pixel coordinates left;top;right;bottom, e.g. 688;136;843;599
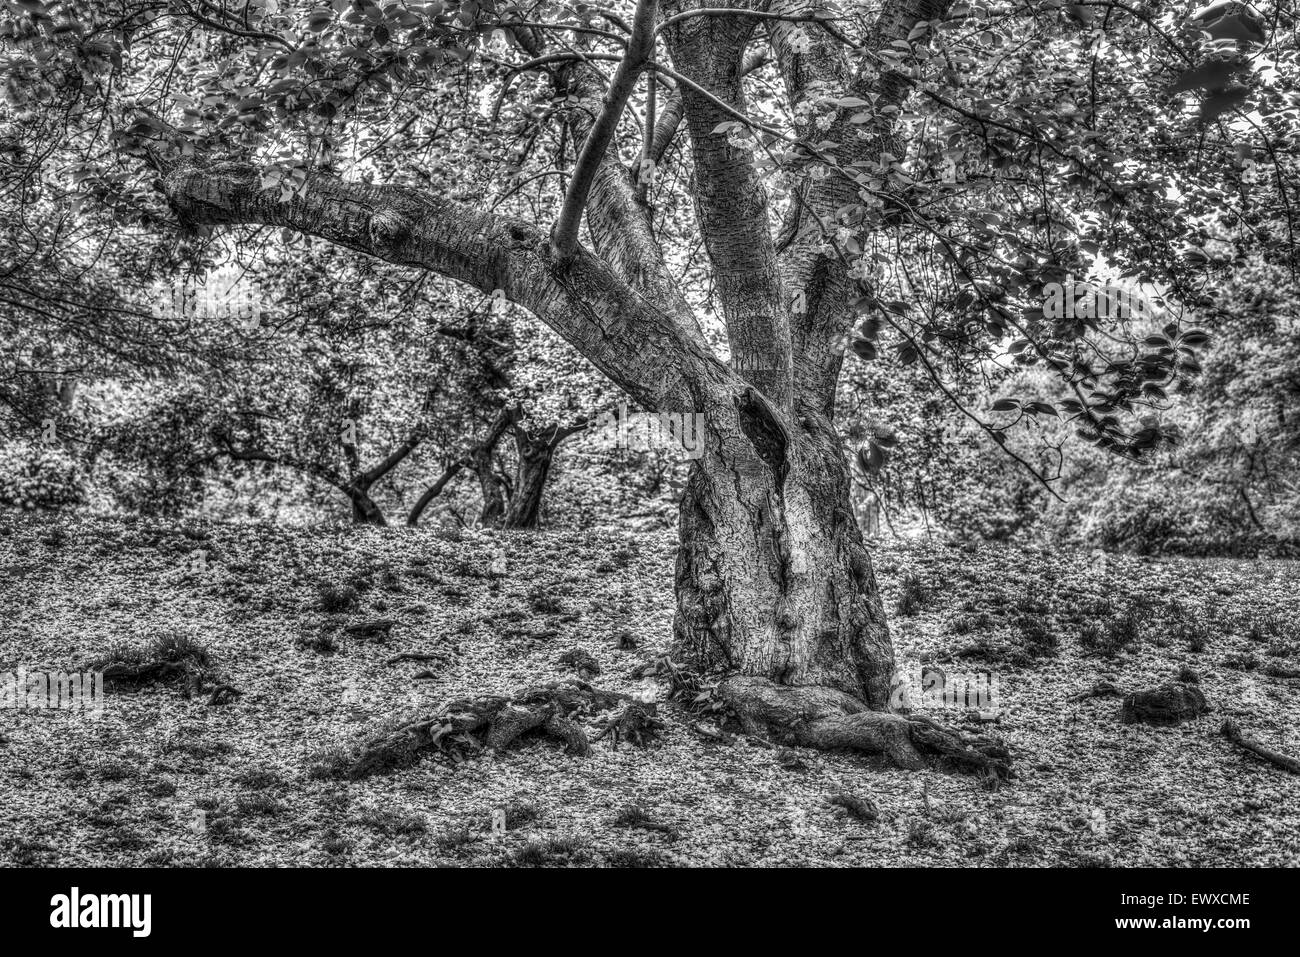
895;572;930;617
0;439;86;511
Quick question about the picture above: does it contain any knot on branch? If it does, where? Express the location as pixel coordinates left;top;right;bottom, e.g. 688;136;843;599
367;208;412;249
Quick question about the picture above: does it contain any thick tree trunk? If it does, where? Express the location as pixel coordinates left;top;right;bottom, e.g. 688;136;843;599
502;423;580;529
502;431;556;529
672;397;894;709
475;454;507;526
348;484;387;526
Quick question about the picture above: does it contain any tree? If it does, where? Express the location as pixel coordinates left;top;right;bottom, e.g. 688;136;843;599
7;0;1292;770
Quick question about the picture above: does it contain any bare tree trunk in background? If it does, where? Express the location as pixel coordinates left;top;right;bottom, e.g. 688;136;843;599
502;420;586;529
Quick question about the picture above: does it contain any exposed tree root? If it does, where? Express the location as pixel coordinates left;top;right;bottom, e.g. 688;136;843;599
1263;662;1300;680
591;702;666;747
343;619;396;642
206;684;242;706
98;660;192;686
334;681;633;779
1068;680;1123;702
384;652;446;666
97;660;208;698
716;676;1012;778
1222;720;1300;774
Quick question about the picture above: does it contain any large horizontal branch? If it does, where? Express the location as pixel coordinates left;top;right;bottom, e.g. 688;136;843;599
161;159;712;413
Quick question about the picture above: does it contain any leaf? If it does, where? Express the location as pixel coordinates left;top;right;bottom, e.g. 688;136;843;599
990;398;1019;412
850;339;878;361
1026;401;1059;417
1170;60;1239;93
1199;86;1249;123
1199;11;1268;46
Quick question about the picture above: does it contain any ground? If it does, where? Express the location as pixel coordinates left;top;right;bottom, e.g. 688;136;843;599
1;513;1298;867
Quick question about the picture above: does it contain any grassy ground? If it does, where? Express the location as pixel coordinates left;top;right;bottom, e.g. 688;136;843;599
2;513;1298;867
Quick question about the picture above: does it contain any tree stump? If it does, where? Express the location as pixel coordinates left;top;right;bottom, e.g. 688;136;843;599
1120;683;1210;725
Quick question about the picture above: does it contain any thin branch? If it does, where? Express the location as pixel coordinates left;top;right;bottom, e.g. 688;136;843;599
551;0;658;260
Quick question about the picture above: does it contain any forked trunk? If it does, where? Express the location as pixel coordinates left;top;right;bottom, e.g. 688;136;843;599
672;393;894;709
502;427;564;529
348;485;387;526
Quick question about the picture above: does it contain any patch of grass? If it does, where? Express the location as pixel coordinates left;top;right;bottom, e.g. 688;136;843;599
377;566;404;593
1015;615;1059;658
234;793;283;818
96;759;138;782
1177;665;1200;684
905;819;940;850
602;847;671;867
357;808;427;837
1175;619;1212;653
1081;603;1143;657
612;804;679;838
320;827;352;857
148;633;212;669
317;582;358;613
103;827;151;852
88;633;212;692
234;768;284;791
505;800;543;830
435;826;475;852
295;629;338;654
307;736;420;781
1224;651;1259;672
205;816;252;847
510;836;591;867
529;587;565;615
1247;613;1299;644
895;572;930;617
163;737;235;761
145;780;177;799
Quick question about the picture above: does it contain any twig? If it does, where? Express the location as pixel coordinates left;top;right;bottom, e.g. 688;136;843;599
1222;720;1300;774
385;652;445;666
